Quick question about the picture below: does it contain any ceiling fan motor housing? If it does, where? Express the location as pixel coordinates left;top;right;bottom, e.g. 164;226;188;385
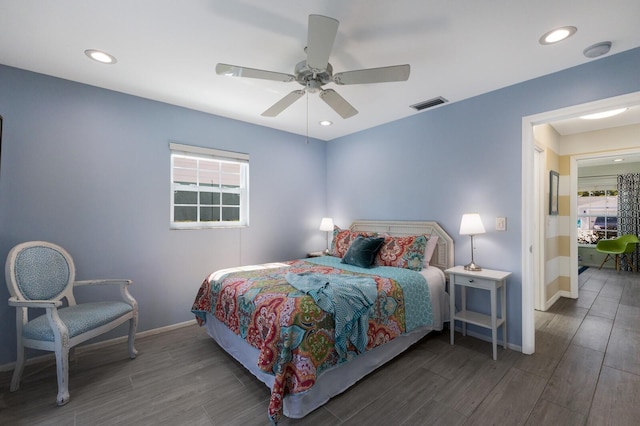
295;60;333;91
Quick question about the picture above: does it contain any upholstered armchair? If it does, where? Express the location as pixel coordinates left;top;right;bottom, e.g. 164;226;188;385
5;241;138;405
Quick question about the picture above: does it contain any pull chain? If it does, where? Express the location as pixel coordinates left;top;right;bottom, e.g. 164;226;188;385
306;91;309;144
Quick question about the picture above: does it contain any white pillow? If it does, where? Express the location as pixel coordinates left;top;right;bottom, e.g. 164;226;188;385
423;235;439;267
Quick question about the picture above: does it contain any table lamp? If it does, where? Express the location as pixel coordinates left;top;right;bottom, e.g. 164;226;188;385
459;213;485;271
319;217;334;254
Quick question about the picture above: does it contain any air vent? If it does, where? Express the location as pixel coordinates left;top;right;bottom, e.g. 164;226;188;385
410;96;448;111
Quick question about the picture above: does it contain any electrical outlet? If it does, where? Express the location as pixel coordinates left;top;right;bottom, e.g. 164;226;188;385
496;217;507;231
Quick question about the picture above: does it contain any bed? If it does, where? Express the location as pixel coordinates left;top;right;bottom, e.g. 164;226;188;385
191;220;454;423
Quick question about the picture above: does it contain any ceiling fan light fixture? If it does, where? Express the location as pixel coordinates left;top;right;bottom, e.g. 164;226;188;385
84;49;117;64
306;80;322;93
580;108;628;120
539;26;577;45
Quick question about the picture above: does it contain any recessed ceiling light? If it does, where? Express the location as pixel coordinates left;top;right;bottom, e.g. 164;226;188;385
319;120;333;126
580;108;628;120
539;26;577;45
85;49;117;64
613;158;624;162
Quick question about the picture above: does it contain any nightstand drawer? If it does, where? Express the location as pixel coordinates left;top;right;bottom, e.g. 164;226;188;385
453;275;494;290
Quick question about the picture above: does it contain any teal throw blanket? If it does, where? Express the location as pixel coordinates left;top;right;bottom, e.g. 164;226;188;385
285;272;377;359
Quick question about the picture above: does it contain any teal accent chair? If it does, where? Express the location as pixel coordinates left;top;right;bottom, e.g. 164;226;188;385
596;234;639;272
5;241;138;406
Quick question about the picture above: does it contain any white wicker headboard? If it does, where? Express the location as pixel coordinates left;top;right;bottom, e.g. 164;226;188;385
349;220;454;272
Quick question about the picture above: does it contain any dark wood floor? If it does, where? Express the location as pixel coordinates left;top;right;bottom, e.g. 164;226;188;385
1;267;638;425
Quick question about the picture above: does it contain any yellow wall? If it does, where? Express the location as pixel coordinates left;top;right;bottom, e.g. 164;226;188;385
534;122;640;310
547;144;571;296
534;124;571;309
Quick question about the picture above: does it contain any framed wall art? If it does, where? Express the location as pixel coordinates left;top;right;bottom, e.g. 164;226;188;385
549;170;559;215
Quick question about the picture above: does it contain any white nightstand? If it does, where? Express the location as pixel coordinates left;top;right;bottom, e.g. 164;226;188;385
446;265;511;360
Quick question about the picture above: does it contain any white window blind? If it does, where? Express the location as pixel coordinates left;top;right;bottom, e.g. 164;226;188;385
170;143;249;229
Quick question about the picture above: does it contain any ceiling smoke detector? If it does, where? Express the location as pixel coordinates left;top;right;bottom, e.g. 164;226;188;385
583;41;612;58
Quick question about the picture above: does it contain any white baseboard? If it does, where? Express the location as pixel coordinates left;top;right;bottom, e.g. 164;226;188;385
453;325;523;353
544;292;562;311
0;319;197;373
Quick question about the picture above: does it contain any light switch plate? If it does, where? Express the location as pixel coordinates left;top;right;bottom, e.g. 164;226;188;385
496;217;507;231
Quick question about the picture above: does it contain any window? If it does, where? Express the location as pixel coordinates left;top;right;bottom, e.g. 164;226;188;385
577;178;617;244
170;143;249;229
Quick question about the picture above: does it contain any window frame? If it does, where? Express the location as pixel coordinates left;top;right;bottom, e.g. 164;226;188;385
170;142;249;229
577;176;618;245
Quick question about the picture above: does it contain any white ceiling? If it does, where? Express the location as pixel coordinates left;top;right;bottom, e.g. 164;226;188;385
1;1;639;141
578;152;640;167
550;105;640;136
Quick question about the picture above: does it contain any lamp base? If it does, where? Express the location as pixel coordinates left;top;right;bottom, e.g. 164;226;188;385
464;262;482;271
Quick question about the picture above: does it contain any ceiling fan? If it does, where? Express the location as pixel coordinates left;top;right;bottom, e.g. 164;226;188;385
216;14;410;119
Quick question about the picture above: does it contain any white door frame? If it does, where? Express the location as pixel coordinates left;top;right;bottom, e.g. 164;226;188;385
521;91;640;355
533;145;545;311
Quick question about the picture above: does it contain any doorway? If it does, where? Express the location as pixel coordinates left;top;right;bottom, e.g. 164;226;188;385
521;91;640;355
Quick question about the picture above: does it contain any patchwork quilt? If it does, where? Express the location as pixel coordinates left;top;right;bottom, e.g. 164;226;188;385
191;256;432;423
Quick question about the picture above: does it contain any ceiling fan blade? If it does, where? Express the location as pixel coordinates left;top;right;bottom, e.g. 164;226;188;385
319;89;358;119
333;64;410;85
216;63;295;82
306;15;339;70
261;90;305;117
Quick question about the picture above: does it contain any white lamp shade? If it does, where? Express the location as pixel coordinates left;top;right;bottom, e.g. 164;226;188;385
459;213;485;235
319;217;334;232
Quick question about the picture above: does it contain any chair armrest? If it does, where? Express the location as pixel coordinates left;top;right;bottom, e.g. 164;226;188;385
73;279;137;309
8;297;62;308
74;279;133;287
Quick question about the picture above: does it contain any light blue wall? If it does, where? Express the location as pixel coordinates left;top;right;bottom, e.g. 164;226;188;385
327;47;640;347
0;65;327;365
0;48;638;365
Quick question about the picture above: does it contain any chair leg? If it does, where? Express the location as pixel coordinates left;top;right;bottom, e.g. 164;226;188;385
128;315;138;359
55;346;70;406
616;254;620;272
10;341;25;392
599;254;611;270
623;254;636;272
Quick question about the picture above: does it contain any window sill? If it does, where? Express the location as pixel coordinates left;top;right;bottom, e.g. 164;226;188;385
170;224;248;230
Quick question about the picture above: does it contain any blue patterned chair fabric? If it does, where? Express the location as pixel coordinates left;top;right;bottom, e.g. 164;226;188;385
22;302;134;341
5;241;138;406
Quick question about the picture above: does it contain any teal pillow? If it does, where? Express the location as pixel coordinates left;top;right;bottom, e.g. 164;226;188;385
341;236;385;268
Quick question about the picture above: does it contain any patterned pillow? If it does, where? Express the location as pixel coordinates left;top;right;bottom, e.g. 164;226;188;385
329;226;376;258
374;235;428;271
